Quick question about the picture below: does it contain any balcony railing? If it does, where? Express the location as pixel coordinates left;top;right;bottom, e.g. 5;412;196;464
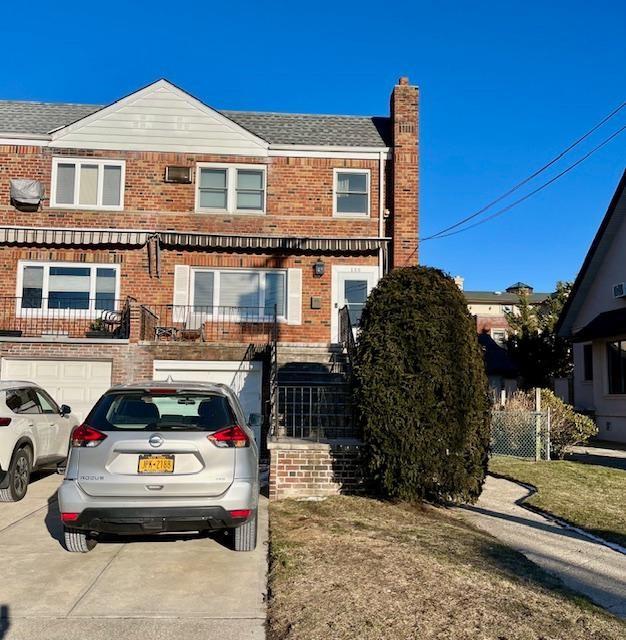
140;304;278;344
0;297;131;339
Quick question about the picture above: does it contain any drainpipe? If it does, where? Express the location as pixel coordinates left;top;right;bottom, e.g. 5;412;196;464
378;150;385;278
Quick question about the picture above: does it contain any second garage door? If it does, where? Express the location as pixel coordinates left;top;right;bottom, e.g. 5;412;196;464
152;360;263;420
0;359;112;422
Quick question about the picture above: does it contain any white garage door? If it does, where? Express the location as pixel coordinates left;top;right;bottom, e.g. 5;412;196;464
152;360;263;419
0;359;112;422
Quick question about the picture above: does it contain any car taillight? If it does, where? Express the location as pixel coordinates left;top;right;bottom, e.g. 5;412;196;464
207;425;249;448
61;512;79;523
229;509;251;520
71;424;107;448
0;417;11;426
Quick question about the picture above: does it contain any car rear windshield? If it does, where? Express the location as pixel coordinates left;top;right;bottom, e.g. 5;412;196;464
87;391;237;432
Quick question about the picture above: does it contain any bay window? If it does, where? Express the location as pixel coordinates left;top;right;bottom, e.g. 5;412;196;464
196;164;266;213
18;262;120;315
191;269;286;318
51;158;125;210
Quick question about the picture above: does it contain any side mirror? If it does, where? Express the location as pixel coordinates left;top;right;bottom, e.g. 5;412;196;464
60;404;72;417
248;413;263;427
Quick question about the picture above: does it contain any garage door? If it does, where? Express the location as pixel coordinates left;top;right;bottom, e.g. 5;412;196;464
0;359;112;422
152;360;263;420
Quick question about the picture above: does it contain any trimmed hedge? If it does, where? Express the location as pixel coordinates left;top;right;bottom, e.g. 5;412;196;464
354;266;490;504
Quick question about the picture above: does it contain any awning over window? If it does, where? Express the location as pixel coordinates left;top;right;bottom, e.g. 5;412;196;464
572;308;626;342
0;226;388;254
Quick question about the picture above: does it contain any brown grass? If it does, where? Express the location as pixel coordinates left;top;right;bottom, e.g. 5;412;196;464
490;456;626;547
268;496;625;640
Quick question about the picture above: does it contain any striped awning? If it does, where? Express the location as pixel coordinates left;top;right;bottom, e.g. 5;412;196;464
0;226;388;254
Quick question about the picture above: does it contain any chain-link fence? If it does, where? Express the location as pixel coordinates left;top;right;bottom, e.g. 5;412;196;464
491;410;551;460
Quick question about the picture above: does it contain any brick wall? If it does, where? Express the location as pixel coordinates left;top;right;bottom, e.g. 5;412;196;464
268;441;364;499
0;245;378;344
0;147;381;238
390;77;419;267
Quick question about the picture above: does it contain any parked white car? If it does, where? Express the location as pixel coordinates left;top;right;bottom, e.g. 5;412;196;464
0;381;78;501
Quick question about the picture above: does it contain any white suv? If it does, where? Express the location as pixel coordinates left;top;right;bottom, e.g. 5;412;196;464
0;381;78;501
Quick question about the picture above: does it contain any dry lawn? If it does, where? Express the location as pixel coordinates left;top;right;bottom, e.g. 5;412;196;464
490;457;626;547
268;496;626;640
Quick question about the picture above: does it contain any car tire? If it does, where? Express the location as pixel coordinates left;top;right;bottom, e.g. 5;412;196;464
233;510;257;552
64;527;97;553
0;447;31;502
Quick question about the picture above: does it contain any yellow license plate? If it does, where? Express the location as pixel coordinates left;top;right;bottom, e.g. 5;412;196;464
138;454;174;474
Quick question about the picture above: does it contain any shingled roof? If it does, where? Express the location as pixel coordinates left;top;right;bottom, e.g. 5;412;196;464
0;100;391;147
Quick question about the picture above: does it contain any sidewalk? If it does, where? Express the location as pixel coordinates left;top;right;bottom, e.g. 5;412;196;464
456;476;626;618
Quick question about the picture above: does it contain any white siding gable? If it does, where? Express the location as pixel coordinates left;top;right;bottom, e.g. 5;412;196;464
569;187;626;333
50;80;269;156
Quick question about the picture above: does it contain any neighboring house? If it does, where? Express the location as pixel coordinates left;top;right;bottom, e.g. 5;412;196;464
459;278;549;346
0;77;419;494
557;171;626;444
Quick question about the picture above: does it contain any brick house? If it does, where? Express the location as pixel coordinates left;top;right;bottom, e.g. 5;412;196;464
0;77;419;496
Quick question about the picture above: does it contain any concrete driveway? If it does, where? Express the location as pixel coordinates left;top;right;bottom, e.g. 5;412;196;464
0;473;267;640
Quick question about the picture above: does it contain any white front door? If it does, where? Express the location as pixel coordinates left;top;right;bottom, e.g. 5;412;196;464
331;266;379;343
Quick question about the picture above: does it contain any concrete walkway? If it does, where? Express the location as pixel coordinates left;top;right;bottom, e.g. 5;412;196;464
457;476;626;618
0;473;267;640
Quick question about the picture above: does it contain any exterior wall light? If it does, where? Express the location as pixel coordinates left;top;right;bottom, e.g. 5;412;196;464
313;259;325;277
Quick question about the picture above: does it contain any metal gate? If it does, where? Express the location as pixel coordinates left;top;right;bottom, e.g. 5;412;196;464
491;410;551;460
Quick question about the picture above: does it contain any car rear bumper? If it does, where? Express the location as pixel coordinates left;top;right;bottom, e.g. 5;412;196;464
66;506;251;534
58;477;259;534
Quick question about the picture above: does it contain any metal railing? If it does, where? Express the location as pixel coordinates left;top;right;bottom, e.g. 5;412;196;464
139;305;278;344
277;385;357;441
491;409;551;461
0;297;131;339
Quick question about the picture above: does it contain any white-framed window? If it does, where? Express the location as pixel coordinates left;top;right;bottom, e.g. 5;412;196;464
16;261;120;317
50;158;125;210
333;168;370;217
190;268;286;318
491;328;508;347
195;164;266;214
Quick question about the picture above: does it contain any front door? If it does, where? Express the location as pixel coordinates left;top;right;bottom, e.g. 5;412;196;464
331;266;379;342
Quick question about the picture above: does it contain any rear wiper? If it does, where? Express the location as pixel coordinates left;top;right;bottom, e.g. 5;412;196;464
152;423;204;430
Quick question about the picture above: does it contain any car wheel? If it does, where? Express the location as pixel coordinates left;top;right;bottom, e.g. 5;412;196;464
233;510;257;552
63;527;97;553
0;447;31;502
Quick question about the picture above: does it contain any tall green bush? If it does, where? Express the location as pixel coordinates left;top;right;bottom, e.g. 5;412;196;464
354;266;490;504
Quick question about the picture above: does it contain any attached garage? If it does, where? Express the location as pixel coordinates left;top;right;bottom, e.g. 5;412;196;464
152;360;263;419
0;358;112;422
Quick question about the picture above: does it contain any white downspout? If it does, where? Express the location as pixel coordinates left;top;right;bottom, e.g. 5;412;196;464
378;150;385;278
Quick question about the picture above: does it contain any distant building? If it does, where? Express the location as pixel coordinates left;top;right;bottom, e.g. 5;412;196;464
457;278;549;346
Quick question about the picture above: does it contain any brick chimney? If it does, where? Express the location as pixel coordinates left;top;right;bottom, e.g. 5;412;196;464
389;76;419;267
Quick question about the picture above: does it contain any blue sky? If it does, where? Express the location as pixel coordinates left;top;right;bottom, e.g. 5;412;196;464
2;1;625;293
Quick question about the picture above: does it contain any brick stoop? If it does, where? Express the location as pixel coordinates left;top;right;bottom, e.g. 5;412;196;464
267;438;364;500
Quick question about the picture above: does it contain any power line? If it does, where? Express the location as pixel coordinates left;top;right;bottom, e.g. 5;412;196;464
421;101;626;241
423;124;626;241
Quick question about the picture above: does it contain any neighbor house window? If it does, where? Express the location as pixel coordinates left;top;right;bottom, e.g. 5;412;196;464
51;158;125;210
196;164;265;213
191;269;286;318
334;169;370;217
583;343;594;381
607;340;626;394
18;262;120;315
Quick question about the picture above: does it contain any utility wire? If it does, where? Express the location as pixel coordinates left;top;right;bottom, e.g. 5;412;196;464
421;101;626;241
423;124;626;241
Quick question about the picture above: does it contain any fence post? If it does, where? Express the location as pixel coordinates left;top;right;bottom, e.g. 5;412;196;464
534;388;541;462
546;407;551;461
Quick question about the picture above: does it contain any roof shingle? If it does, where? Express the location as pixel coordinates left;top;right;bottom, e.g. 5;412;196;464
0;100;391;147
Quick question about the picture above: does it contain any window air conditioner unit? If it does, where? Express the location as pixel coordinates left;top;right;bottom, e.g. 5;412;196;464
613;283;626;299
164;166;192;184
